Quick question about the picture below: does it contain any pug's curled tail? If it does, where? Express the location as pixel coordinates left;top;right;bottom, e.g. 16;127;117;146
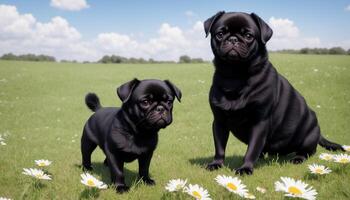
85;93;102;112
319;135;344;151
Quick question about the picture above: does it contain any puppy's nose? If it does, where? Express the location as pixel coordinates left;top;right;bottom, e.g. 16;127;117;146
156;106;165;113
228;36;238;43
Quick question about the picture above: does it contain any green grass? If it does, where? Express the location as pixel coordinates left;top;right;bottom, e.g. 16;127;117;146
0;54;350;199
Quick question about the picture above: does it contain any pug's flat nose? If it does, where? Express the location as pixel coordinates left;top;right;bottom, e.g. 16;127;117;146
228;36;238;43
156;106;165;113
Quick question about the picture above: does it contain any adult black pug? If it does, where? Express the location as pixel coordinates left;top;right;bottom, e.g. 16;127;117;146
204;11;344;175
81;79;181;193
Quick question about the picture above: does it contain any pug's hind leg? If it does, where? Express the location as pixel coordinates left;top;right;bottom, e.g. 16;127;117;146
103;158;108;166
81;131;97;171
290;147;317;164
290;126;319;164
290;154;307;164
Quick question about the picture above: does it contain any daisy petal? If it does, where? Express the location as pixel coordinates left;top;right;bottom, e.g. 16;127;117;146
274;177;317;200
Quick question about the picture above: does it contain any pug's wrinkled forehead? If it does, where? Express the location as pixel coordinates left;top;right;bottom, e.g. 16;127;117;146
131;80;173;101
212;12;259;35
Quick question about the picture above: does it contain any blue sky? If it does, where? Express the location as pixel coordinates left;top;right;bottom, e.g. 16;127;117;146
0;0;350;61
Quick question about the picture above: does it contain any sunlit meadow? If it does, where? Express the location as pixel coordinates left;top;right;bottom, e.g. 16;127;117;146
0;54;349;199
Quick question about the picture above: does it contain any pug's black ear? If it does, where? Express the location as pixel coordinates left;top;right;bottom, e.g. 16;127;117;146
250;13;273;44
117;78;140;103
164;80;182;102
204;11;225;37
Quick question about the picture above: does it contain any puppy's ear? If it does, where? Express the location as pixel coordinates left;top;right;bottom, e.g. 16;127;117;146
250;13;273;44
117;78;140;103
204;11;225;37
164;80;182;102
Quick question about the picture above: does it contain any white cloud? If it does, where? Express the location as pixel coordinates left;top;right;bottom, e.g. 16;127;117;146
50;0;89;11
268;17;299;38
36;17;81;42
267;17;321;50
0;4;95;61
94;22;211;61
3;4;347;62
0;5;35;39
346;5;350;11
0;4;211;62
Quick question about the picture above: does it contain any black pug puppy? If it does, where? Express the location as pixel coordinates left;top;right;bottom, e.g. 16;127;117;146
204;11;344;175
81;79;181;193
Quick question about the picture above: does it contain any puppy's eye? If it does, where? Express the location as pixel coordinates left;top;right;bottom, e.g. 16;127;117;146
244;33;253;40
216;32;224;40
167;100;173;105
140;100;151;107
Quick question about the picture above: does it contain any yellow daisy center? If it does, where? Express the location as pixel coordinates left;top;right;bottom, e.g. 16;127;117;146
288;186;302;195
325;156;332;160
315;168;323;173
39;162;45;166
87;179;96;186
227;183;237;191
36;174;43;179
340;158;349;163
192;191;202;199
175;184;182;190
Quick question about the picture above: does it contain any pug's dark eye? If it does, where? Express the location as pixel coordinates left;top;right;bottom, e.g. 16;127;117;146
167;100;173;105
244;33;253;40
216;32;224;40
140;100;151;107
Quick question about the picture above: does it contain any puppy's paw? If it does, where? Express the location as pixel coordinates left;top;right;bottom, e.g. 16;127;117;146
290;155;306;164
140;177;156;186
116;185;130;193
206;161;223;171
103;158;108;166
235;165;253;176
82;165;93;171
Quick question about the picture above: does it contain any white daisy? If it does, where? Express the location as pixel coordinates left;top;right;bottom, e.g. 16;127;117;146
0;197;12;200
80;173;107;189
333;154;350;164
215;175;247;197
319;153;334;161
342;145;350;152
0;136;6;145
183;184;211;200
256;186;267;193
22;168;51;180
275;177;317;200
244;192;256;199
165;178;187;192
35;159;52;167
308;164;332;175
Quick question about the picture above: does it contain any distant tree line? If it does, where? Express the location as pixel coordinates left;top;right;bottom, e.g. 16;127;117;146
98;55;208;64
2;47;349;64
0;53;56;62
178;55;206;63
272;47;350;55
98;55;175;64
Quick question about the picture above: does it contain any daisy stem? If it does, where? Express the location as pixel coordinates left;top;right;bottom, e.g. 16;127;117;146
19;184;31;200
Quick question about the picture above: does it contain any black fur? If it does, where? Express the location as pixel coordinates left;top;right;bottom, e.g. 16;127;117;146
81;79;181;193
204;11;344;175
85;93;101;112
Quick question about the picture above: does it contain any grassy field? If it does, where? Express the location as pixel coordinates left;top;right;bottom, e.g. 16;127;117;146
0;54;350;199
